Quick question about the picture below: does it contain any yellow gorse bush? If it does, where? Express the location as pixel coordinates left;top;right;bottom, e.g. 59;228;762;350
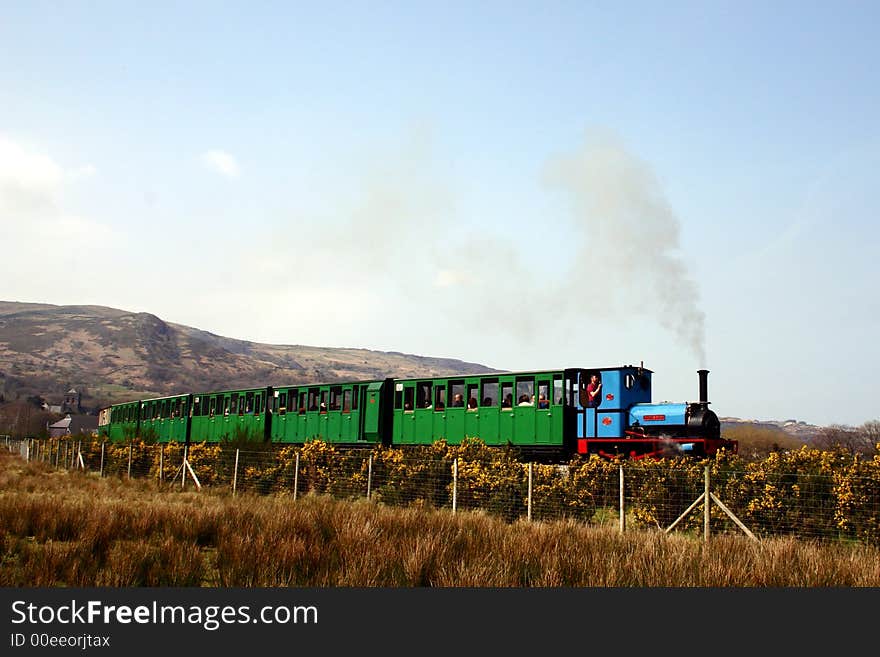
41;436;880;545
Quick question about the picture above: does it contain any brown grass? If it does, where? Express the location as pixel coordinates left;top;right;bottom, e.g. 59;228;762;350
2;451;879;587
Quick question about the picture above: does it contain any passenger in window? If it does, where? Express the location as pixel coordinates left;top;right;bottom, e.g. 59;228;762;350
517;394;533;406
482;396;493;406
586;374;603;408
319;401;327;413
501;394;513;408
404;401;413;411
467;397;478;410
537;394;550;409
451;393;464;407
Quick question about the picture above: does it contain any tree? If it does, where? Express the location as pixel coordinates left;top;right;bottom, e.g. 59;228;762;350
812;423;877;456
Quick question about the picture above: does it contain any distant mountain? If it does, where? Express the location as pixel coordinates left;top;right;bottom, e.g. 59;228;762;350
0;301;499;411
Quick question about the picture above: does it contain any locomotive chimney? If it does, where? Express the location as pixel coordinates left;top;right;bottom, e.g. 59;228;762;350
697;369;709;404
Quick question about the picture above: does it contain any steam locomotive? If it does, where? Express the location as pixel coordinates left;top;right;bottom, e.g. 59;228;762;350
98;364;737;459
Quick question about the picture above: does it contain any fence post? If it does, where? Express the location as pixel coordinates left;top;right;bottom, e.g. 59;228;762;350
100;442;105;477
182;446;188;490
293;452;299;501
159;446;164;486
704;466;710;543
619;464;625;534
367;454;373;500
127;443;133;479
527;462;533;522
233;448;240;497
452;458;458;514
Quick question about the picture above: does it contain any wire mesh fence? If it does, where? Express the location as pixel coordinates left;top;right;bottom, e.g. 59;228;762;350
5;436;880;547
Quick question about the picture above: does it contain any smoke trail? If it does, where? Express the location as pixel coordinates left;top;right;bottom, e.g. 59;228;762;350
545;133;707;363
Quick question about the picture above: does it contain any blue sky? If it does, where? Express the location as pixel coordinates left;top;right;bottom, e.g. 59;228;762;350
1;2;878;427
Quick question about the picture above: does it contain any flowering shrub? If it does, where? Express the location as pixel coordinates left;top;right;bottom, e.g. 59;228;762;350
37;437;880;545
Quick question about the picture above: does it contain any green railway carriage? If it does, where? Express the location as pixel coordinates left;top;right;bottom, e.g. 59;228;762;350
189;386;272;443
390;370;572;455
269;378;390;446
108;400;141;441
139;393;192;443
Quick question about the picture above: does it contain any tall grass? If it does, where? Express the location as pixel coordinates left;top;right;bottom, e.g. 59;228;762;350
2;451;879;586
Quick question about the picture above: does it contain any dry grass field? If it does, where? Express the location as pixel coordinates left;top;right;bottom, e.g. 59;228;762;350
2;450;880;587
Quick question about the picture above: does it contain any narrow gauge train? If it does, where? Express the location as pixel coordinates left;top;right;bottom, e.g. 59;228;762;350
98;365;737;459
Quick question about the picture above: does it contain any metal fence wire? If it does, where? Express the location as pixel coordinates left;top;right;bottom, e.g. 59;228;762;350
6;437;880;546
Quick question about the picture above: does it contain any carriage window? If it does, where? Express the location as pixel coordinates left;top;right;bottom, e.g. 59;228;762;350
481;380;498;407
404;387;415;411
231;395;239;415
625;374;635;389
449;380;465;407
566;377;575;406
466;384;478;410
245;392;254;414
417;382;432;409
279;392;287;415
209;397;216;417
193;398;201;416
255;393;262;414
308;389;318;411
516;378;534;405
553;376;563;405
434;385;446;411
537;380;550;408
320;390;328;412
330;386;341;411
181;399;188;417
299;391;307;413
352;386;359;410
342;389;351;413
394;386;403;410
501;382;513;408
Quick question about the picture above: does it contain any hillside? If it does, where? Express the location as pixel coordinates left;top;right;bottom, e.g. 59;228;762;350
0;301;498;411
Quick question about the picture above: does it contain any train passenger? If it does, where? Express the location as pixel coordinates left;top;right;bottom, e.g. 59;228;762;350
517;394;533;406
537;394;550;409
467;397;478;410
501;393;513;408
586;375;602;408
451;393;464;407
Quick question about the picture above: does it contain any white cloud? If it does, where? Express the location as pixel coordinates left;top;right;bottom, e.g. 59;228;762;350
67;164;97;181
0;135;65;194
433;269;465;288
200;149;241;178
